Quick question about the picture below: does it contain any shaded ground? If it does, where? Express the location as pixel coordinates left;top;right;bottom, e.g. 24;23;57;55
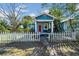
0;41;79;56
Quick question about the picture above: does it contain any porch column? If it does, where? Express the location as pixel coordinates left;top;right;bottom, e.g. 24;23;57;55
51;21;54;32
35;21;37;32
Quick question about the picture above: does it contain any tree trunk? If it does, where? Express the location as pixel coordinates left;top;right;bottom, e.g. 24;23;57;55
69;19;74;32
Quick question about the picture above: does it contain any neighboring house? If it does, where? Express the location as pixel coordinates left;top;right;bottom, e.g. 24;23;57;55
61;19;79;32
61;12;79;32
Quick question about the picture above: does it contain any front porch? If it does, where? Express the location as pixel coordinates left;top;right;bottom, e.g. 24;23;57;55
35;20;54;33
34;13;54;33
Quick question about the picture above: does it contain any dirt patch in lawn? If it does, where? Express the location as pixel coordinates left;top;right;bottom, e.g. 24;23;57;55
0;47;35;56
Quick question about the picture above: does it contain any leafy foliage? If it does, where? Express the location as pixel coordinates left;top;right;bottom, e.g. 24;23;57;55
20;16;33;32
66;4;78;31
66;4;77;14
49;8;64;32
49;8;63;19
0;20;10;32
24;27;30;32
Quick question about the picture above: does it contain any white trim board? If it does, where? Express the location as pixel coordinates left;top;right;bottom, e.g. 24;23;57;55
36;20;53;22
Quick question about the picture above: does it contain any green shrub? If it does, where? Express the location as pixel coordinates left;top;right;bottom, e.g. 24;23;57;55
24;28;30;32
17;27;23;32
5;29;10;32
0;24;5;32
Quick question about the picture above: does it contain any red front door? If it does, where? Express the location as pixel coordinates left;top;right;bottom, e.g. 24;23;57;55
38;24;42;32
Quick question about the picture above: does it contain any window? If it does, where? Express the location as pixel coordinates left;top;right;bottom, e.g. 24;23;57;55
44;23;48;30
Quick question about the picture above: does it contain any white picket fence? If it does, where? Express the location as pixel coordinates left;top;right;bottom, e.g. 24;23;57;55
0;32;77;43
0;32;40;43
49;32;76;42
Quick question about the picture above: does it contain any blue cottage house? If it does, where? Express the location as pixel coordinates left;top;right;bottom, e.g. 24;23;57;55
34;13;55;33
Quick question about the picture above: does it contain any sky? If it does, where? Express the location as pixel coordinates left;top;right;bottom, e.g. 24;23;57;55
19;3;49;16
25;3;43;16
0;3;48;16
0;3;50;20
0;3;79;20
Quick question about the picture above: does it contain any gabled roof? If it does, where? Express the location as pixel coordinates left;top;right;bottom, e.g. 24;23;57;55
35;13;56;19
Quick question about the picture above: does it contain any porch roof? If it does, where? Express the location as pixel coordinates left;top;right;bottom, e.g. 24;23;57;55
35;13;55;20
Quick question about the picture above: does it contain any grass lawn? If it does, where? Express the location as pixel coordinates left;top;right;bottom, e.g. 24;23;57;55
0;41;79;56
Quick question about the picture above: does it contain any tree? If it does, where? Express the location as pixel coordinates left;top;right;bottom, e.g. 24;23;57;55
66;4;78;31
21;16;33;32
49;8;64;32
66;4;77;14
0;3;27;32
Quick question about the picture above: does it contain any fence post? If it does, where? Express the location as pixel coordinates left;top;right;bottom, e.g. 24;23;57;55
34;32;36;41
72;32;76;41
49;33;50;42
39;32;40;41
0;32;2;44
